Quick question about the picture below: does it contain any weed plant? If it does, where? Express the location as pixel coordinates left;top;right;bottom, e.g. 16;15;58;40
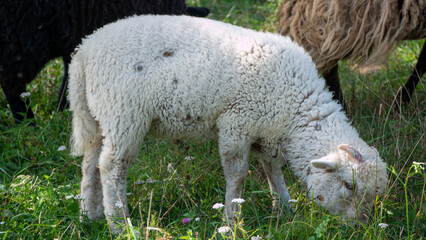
0;0;424;239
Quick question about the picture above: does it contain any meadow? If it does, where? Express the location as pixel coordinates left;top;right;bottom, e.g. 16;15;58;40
0;0;425;239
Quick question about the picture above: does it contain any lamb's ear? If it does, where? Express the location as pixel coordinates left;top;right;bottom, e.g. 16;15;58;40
338;144;364;163
310;155;338;170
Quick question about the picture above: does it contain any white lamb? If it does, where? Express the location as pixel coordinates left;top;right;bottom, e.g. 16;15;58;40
68;15;388;233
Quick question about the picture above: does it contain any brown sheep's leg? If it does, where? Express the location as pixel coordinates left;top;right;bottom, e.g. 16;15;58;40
323;65;346;110
0;79;34;122
395;42;425;108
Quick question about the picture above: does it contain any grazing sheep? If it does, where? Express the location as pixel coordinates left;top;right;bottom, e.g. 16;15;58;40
0;0;209;123
69;15;388;234
278;0;426;108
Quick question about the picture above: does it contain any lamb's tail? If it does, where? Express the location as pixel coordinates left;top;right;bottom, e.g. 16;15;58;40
68;50;99;157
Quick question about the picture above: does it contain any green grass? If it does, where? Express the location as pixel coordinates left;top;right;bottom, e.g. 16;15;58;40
0;0;425;239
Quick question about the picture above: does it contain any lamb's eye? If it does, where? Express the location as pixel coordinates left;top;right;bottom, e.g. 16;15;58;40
344;182;354;190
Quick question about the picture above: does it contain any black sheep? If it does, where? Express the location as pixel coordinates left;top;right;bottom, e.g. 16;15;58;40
0;0;209;122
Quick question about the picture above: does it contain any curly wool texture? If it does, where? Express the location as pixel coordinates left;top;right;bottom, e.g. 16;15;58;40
278;0;426;73
69;15;387;233
0;0;202;121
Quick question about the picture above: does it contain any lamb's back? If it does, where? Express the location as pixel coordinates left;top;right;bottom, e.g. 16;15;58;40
76;15;325;140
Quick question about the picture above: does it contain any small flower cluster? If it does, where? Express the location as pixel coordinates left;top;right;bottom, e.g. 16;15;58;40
20;92;31;98
213;198;245;209
217;226;231;234
134;178;159;184
378;223;388;229
115;201;123;209
167;163;175;173
212;203;225;209
182;218;191;225
57;146;66;151
65;195;74;200
73;194;87;200
231;198;245;204
212;199;253;236
180;217;200;226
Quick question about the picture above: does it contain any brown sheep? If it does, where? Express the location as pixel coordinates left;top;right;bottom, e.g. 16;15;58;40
278;0;425;109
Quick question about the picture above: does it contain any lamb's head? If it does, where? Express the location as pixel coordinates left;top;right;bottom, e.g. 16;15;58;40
306;144;387;222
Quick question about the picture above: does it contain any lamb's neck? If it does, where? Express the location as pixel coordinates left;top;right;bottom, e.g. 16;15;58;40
283;108;364;183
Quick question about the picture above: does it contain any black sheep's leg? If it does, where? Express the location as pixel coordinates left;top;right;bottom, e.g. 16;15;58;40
57;59;69;111
395;42;426;108
186;6;210;17
323;64;346;110
1;80;34;122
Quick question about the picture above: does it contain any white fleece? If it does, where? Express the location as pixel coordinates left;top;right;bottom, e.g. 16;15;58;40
68;15;387;234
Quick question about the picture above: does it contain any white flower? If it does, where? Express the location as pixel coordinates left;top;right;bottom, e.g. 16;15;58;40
126;192;132;196
217;226;231;234
57;146;66;151
134;178;158;185
251;235;262;240
20;92;31;98
212;203;225;209
65;194;74;200
167;163;174;173
195;217;200;222
0;222;5;225
146;178;158;183
115;201;123;208
74;194;87;200
185;156;194;161
288;199;298;203
378;223;388;229
231;198;245;204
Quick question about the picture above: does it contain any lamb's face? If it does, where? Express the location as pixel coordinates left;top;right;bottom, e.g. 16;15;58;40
307;144;387;222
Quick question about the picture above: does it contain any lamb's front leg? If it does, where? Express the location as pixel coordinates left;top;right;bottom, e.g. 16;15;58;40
219;136;251;221
261;159;293;212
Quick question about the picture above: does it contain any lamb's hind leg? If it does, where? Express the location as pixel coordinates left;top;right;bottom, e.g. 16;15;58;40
218;133;251;221
98;126;146;234
80;134;104;220
260;159;293;213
